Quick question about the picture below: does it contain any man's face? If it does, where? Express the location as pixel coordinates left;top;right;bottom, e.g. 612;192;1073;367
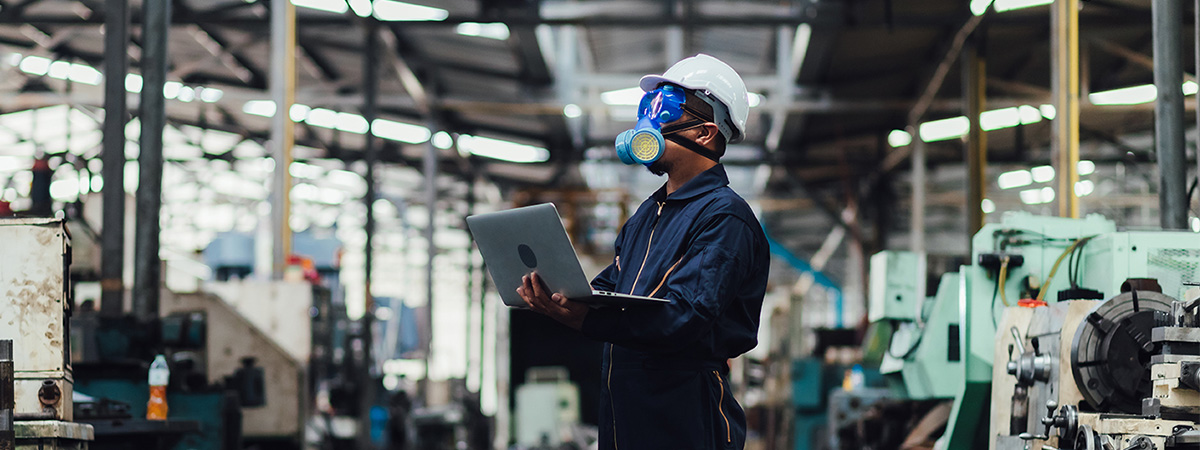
644;111;705;176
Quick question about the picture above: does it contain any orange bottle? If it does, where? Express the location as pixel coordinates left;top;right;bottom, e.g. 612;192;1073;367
146;355;169;420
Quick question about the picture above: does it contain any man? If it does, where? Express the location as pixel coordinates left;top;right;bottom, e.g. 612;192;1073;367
518;54;769;450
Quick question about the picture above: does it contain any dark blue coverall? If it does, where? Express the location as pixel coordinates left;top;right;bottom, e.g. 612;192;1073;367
581;164;770;450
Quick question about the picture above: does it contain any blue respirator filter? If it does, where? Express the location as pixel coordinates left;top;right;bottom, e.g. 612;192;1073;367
614;85;687;166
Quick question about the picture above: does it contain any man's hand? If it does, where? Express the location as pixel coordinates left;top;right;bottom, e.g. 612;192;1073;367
517;272;589;331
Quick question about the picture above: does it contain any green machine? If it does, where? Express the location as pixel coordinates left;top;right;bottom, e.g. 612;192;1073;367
870;212;1200;449
868;251;963;400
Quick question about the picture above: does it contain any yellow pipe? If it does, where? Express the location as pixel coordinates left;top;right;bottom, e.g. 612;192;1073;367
1053;0;1080;218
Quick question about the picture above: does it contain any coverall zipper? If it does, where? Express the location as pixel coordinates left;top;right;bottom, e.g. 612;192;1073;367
629;202;665;295
608;344;617;449
713;370;731;443
610;202;663;448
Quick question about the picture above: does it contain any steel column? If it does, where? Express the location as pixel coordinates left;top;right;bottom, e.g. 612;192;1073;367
362;21;379;323
1051;0;1080;218
357;19;380;450
909;124;927;320
1152;0;1187;229
965;39;987;241
423;126;436;368
133;0;169;321
270;0;296;278
100;0;128;317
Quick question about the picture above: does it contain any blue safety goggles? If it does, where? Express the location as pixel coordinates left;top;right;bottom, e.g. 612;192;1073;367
615;85;715;165
638;85;689;127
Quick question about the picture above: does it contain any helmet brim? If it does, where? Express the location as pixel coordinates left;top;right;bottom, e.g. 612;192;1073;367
640;75;699;93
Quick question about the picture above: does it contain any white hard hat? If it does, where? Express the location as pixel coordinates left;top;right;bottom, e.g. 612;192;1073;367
640;54;750;144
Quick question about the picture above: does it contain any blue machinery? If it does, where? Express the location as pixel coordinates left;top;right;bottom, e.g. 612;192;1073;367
867;212;1200;449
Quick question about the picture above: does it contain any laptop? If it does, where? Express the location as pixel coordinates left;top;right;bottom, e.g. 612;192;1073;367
466;203;670;308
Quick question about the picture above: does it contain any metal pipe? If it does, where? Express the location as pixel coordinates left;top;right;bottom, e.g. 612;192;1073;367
100;0;129;317
1153;0;1187;229
362;19;379;319
965;38;987;241
133;0;170;321
909;125;927;323
423;123;436;369
356;19;379;450
0;340;13;450
270;0;296;278
1052;0;1081;219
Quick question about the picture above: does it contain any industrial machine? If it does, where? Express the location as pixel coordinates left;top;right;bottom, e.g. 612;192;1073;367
868;212;1200;449
514;366;583;448
0;218;95;449
868;250;963;400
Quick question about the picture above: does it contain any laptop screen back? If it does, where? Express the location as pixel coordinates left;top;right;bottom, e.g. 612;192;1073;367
466;203;596;307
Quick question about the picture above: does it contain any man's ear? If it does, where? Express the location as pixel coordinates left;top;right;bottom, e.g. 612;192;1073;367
693;123;721;147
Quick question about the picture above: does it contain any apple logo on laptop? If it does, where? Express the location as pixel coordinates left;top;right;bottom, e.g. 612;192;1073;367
517;244;538;268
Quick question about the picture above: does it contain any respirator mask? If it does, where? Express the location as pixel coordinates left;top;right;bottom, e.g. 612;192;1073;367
614;84;720;166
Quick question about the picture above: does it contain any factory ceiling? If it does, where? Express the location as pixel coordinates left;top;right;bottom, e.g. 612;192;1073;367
0;0;1195;291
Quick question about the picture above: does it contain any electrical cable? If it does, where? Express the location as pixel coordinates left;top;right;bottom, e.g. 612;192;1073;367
990;273;1002;328
1069;236;1091;289
998;255;1012;307
1035;236;1095;303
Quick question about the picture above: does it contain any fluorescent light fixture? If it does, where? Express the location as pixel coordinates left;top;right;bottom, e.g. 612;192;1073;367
290;161;324;179
980;107;1020;131
348;0;372;16
1040;104;1056;120
373;0;448;21
65;64;102;85
19;55;50;76
305;108;339;129
1019;188;1043;205
290;0;348;14
164;81;183;99
459;134;549;163
601;87;644;106
971;0;994;15
371;118;431;144
0;156;29;172
1019;187;1055;205
887;129;911;148
1192;217;1200;233
47;60;70;79
918;116;969;142
456;22;509;40
1184;81;1199;96
1078;160;1095;176
1031;165;1055;183
335;112;369;134
5;53;21;67
49;178;79;202
981;198;996;214
288;104;310;122
563;104;583;118
125;74;143;93
748;92;763;108
1018;105;1042;124
1074;179;1094;197
994;0;1053;13
176;86;196;102
431;131;454;149
1089;84;1156;105
198;87;223;103
998;170;1033;189
243;100;277;117
1041;187;1056;203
